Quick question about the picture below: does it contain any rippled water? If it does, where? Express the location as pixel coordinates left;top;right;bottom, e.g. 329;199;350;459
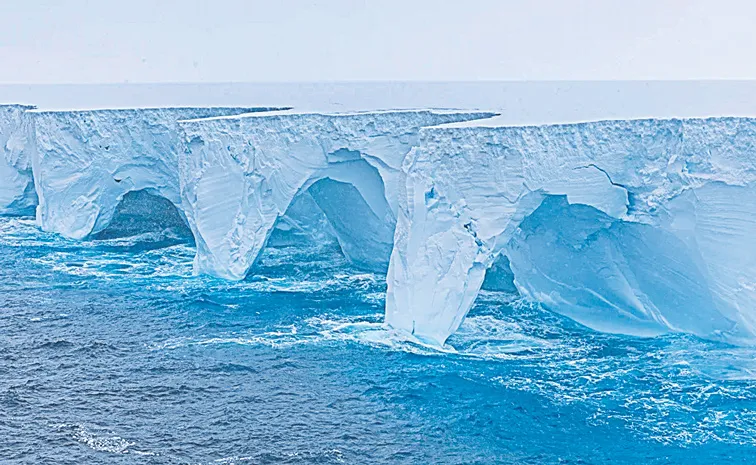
2;217;756;464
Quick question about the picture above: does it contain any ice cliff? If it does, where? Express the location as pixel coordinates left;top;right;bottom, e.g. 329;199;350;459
8;103;756;348
386;117;756;346
178;110;496;280
0;105;36;215
30;107;273;239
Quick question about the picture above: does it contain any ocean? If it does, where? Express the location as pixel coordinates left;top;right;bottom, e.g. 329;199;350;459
2;215;756;464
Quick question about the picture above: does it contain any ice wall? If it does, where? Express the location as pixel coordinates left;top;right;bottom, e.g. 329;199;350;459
387;118;756;346
30;107;273;239
0;105;36;215
178;110;496;280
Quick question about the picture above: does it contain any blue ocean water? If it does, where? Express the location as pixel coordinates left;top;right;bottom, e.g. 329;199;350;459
2;216;756;464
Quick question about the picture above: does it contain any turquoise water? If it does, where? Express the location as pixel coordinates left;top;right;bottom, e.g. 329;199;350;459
2;216;756;464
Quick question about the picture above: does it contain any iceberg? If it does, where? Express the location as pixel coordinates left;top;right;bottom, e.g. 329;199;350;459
178;110;497;280
30;107;275;239
0;104;36;215
12;102;756;348
386;117;756;346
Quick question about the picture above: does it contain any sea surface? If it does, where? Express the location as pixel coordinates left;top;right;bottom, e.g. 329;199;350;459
2;216;756;464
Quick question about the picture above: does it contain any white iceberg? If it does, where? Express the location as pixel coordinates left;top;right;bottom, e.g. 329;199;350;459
386;117;756;346
17;104;756;348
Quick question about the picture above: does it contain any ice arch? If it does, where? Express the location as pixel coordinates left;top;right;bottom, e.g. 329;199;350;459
387;117;756;346
306;170;396;272
265;190;338;249
30;107;275;239
505;195;738;338
480;254;517;293
91;189;193;243
246;157;397;274
248;164;397;276
178;110;497;280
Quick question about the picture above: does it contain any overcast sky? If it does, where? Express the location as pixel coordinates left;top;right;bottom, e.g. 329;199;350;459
1;0;755;84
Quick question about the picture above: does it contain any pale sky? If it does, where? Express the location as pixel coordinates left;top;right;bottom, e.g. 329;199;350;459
1;0;755;84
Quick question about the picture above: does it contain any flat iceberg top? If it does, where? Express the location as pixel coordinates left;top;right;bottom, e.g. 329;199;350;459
429;114;756;130
5;81;756;124
27;106;284;116
178;108;497;124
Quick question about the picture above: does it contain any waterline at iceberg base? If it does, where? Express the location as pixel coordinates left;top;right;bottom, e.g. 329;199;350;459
2;103;756;463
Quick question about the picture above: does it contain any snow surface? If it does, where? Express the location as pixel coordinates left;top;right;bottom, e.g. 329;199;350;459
0;105;36;215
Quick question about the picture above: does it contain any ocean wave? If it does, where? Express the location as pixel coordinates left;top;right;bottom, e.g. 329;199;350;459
150;309;564;361
53;423;155;456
